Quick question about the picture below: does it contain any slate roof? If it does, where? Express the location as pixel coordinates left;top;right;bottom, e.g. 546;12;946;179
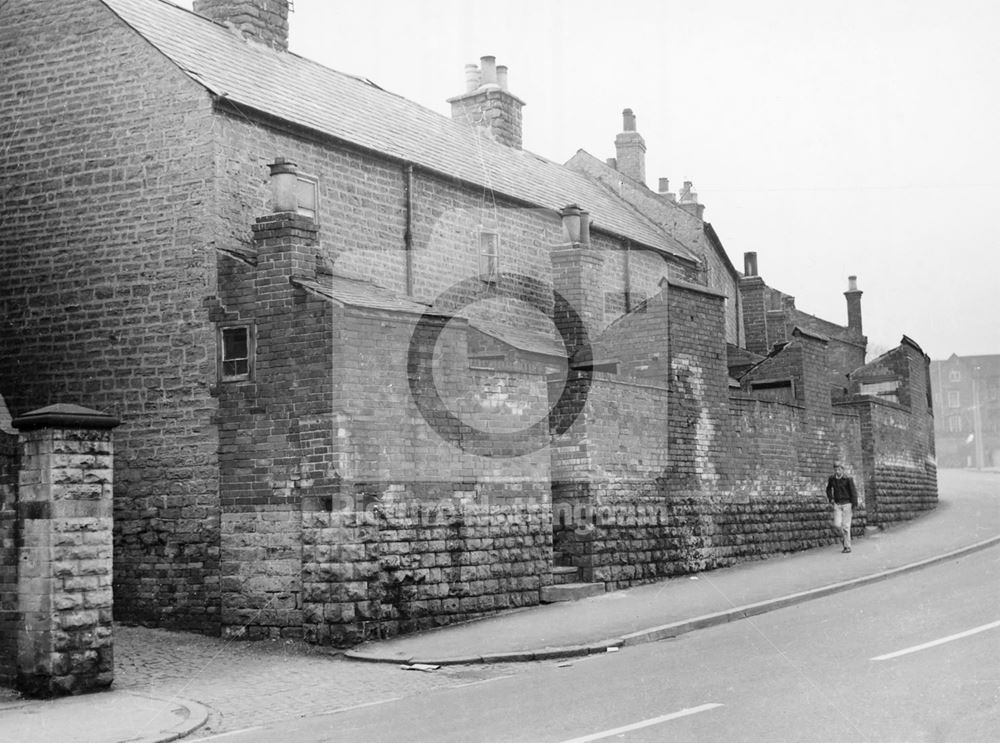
292;274;567;358
101;0;698;263
464;320;566;359
788;308;863;346
291;275;430;315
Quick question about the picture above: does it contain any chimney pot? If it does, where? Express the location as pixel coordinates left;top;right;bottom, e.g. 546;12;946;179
480;55;498;86
744;252;758;277
658;177;670;193
559;204;583;244
622;108;636;131
268;158;299;213
449;55;524;148
848;275;858;292
464;63;480;92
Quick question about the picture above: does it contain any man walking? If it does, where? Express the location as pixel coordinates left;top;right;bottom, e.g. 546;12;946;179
826;463;858;553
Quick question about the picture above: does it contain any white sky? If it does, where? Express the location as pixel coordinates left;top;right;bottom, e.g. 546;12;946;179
178;0;1000;358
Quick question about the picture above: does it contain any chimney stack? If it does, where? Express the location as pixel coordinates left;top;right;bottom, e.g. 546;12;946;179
614;108;646;185
739;253;769;355
448;56;526;149
657;177;675;202
193;0;290;51
844;275;863;334
678;180;705;220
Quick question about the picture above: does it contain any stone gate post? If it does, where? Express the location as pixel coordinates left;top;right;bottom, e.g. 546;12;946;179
11;404;119;697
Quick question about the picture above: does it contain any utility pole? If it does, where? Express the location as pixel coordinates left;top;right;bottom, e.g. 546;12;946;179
972;365;985;469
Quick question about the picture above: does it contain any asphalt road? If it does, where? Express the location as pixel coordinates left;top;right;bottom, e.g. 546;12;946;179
195;544;1000;743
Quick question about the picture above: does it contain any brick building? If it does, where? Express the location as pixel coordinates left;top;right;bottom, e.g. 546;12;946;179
0;0;937;645
931;354;1000;468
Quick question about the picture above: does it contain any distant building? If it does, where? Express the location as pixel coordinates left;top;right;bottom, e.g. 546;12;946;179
931;354;1000;468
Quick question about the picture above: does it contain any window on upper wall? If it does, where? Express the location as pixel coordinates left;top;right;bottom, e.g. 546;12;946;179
479;229;500;282
220;325;254;382
860;380;900;402
948;416;962;433
296;174;319;221
949;369;961;382
947;390;961;408
748;379;794;403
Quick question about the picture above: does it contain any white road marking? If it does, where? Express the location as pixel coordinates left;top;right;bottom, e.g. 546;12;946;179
451;674;514;688
871;619;1000;661
190;728;264;741
557;703;723;743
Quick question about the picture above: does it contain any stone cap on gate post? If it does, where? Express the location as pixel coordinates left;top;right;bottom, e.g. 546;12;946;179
11;403;120;432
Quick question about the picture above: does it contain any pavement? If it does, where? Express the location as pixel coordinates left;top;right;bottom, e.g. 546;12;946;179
1;468;998;743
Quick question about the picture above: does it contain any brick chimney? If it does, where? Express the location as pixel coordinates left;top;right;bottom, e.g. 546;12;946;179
740;252;769;355
551;204;603;358
844;275;863;334
614;108;646;185
448;56;525;149
193;0;289;51
678;181;705;220
657;177;676;202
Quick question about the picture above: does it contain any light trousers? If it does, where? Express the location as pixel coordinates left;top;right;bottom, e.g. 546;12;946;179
833;502;853;549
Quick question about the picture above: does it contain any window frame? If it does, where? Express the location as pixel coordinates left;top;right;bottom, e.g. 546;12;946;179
478;229;500;283
219;324;255;383
295;173;319;222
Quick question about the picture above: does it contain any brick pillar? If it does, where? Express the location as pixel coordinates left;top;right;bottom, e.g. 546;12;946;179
10;404;119;697
216;211;320;640
549;231;604;578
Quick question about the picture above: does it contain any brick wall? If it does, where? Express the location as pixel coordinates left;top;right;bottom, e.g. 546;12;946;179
0;0;221;631
213;212;556;643
551;282;867;588
0;431;17;685
302;503;551;646
840;341;937;525
301;305;553;644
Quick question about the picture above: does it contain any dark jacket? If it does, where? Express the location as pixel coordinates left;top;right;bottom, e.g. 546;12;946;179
826;475;858;507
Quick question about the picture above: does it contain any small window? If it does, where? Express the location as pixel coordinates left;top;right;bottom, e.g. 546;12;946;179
860;380;900;402
949;369;961;382
947;390;960;408
479;230;499;282
749;379;794;403
220;326;253;381
948;416;962;433
296;175;319;221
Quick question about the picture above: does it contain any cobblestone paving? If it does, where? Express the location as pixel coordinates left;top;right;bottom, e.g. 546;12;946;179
114;624;527;736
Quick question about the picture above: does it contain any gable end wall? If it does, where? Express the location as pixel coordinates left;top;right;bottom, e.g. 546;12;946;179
0;0;222;631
